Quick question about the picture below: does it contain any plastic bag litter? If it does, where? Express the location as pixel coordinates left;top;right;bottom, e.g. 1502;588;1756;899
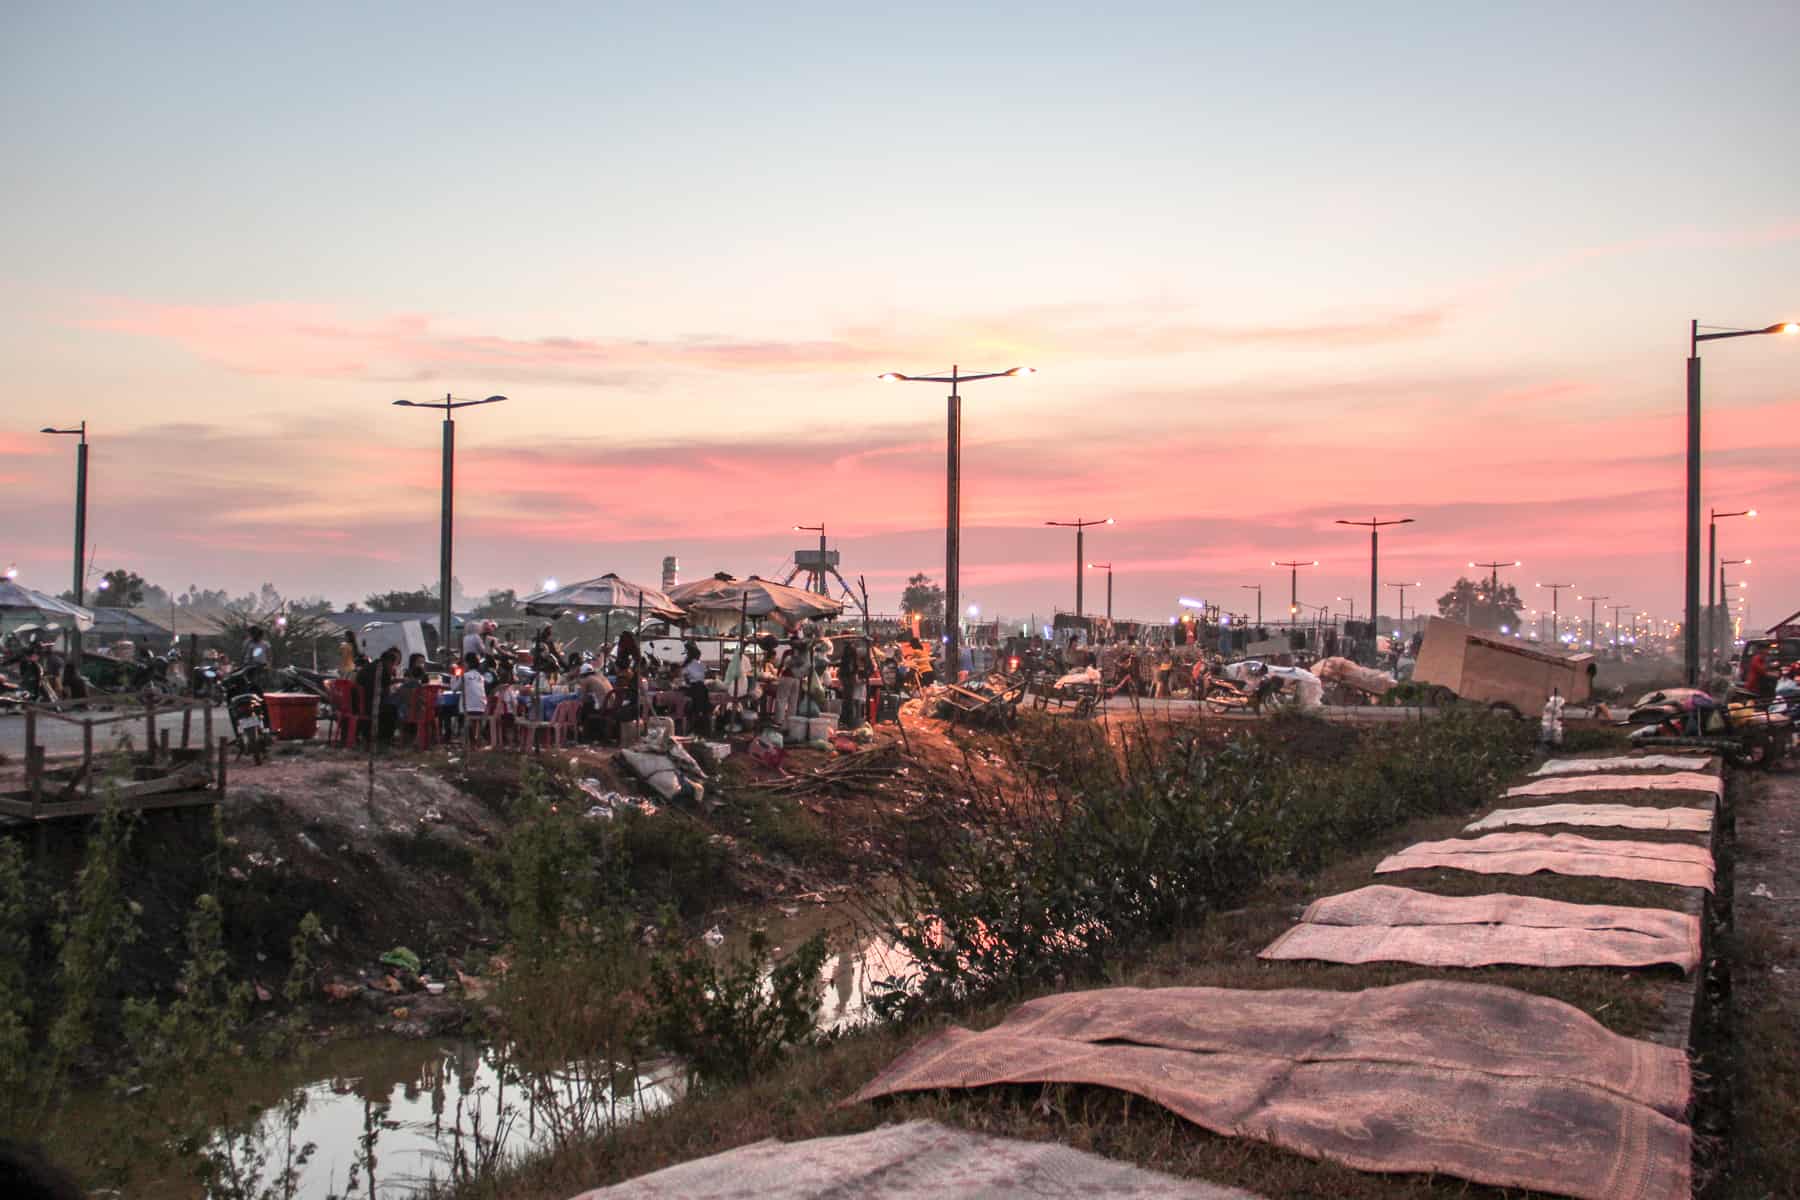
702;926;725;947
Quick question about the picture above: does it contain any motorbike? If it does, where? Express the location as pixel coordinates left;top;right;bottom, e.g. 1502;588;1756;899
1625;686;1793;769
220;666;271;764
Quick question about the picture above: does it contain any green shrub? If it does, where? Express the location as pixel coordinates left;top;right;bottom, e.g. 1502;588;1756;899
870;708;1529;1016
646;930;828;1089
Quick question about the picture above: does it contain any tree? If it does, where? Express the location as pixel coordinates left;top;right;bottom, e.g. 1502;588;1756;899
899;573;944;623
472;588;524;618
1436;577;1522;632
61;568;148;607
364;585;439;612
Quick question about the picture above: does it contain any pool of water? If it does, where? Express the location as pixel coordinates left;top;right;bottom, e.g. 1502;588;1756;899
70;905;912;1198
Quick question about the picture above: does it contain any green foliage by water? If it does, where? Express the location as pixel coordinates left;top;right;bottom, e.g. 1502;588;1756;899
869;708;1532;1016
647;929;828;1090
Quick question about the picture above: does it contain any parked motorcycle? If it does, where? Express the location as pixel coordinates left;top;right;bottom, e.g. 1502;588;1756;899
220;666;271;764
1625;686;1793;769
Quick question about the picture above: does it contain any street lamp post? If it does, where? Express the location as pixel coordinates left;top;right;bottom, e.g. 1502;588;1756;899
1240;584;1262;628
1537;582;1573;646
1087;562;1114;622
1046;517;1113;620
1336;596;1356;620
1686;320;1796;684
1606;604;1630;655
1386;580;1420;630
1337;516;1412;663
1468;559;1520;628
1706;507;1755;676
393;393;507;665
40;422;88;669
1272;560;1317;624
877;366;1034;672
1720;562;1749;660
1580;594;1608;651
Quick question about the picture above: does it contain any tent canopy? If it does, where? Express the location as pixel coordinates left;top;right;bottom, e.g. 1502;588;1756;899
0;580;96;632
522;574;687;622
669;574;844;625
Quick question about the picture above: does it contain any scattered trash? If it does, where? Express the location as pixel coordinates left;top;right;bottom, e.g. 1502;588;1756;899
702;926;725;947
322;981;358;1002
421;806;444;823
379;946;423;974
425;982;447;995
392;1006;410;1020
1751;883;1778;899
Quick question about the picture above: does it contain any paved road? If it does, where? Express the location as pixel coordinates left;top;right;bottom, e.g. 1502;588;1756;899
0;705;230;758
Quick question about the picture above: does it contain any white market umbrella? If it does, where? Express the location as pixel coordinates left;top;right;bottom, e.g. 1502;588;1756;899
669;574;844;627
522;573;688;628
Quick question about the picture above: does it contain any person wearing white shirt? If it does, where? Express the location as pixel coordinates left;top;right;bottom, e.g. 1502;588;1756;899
680;645;712;736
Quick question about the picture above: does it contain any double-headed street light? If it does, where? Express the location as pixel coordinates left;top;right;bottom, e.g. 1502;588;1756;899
1537;582;1574;645
1580;594;1609;651
1241;583;1263;627
1685;320;1796;683
1706;507;1756;675
40;421;89;667
1047;517;1113;619
1386;580;1421;628
1272;560;1317;621
393;393;507;665
1087;562;1114;622
877;366;1034;670
1337;516;1413;662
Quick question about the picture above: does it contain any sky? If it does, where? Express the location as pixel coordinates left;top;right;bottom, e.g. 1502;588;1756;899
2;2;1796;630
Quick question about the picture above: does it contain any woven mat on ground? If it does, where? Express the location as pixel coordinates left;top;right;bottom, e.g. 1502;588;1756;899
1259;884;1702;973
1506;772;1723;799
851;981;1690;1200
1467;803;1713;834
1376;832;1715;891
568;1119;1265;1199
1533;754;1716;776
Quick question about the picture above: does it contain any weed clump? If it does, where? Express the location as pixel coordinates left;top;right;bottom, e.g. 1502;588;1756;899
869;708;1531;1015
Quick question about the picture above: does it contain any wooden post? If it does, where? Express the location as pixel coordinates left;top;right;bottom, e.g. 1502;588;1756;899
181;705;193;751
160;728;171;760
217;736;228;795
145;696;157;764
203;702;213;753
24;708;40;816
83;721;95;803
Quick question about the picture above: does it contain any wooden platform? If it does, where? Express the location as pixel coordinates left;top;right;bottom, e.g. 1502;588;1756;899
3;699;227;823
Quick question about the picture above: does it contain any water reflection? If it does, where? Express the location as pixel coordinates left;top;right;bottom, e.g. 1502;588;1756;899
173;912;909;1198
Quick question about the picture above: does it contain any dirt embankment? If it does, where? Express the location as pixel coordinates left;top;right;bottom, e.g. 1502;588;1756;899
22;707;1013;1023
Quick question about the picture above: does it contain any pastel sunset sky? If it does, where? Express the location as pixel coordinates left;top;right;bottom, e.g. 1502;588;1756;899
4;3;1796;627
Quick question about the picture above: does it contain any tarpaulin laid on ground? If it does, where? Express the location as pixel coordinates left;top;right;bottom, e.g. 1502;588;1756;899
851;981;1690;1200
1532;754;1717;776
1466;803;1713;834
1259;884;1701;973
1376;832;1715;891
568;1119;1265;1199
1506;772;1723;799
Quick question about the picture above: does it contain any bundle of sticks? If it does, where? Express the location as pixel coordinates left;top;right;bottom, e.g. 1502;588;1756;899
744;744;905;797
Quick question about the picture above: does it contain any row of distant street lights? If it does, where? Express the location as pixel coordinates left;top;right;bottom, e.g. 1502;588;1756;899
26;317;1790;674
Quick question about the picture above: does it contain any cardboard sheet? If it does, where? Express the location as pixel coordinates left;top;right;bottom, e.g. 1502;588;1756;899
570;1119;1265;1199
1375;832;1715;891
1506;772;1723;799
1466;803;1713;834
1532;754;1716;776
1259;885;1701;972
852;981;1690;1200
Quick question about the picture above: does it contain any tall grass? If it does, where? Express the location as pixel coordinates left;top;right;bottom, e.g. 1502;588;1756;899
868;708;1531;1015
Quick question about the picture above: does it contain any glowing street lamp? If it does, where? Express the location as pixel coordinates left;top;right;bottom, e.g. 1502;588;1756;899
1273;560;1317;620
877;365;1034;669
1685;320;1795;683
1336;516;1413;662
1046;517;1113;618
1386;580;1421;624
393;393;508;665
1706;507;1756;674
1087;562;1114;622
1537;582;1573;646
1240;583;1263;627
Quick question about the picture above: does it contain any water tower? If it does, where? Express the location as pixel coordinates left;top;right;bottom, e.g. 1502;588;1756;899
661;555;679;593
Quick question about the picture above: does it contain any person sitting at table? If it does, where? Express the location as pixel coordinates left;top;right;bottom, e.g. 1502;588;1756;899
457;652;488;739
576;662;612;741
337;629;359;678
356;647;401;745
680;644;712;737
532;625;563;686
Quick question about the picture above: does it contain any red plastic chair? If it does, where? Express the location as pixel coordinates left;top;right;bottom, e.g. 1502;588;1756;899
547;700;581;748
400;684;441;751
326;679;366;747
